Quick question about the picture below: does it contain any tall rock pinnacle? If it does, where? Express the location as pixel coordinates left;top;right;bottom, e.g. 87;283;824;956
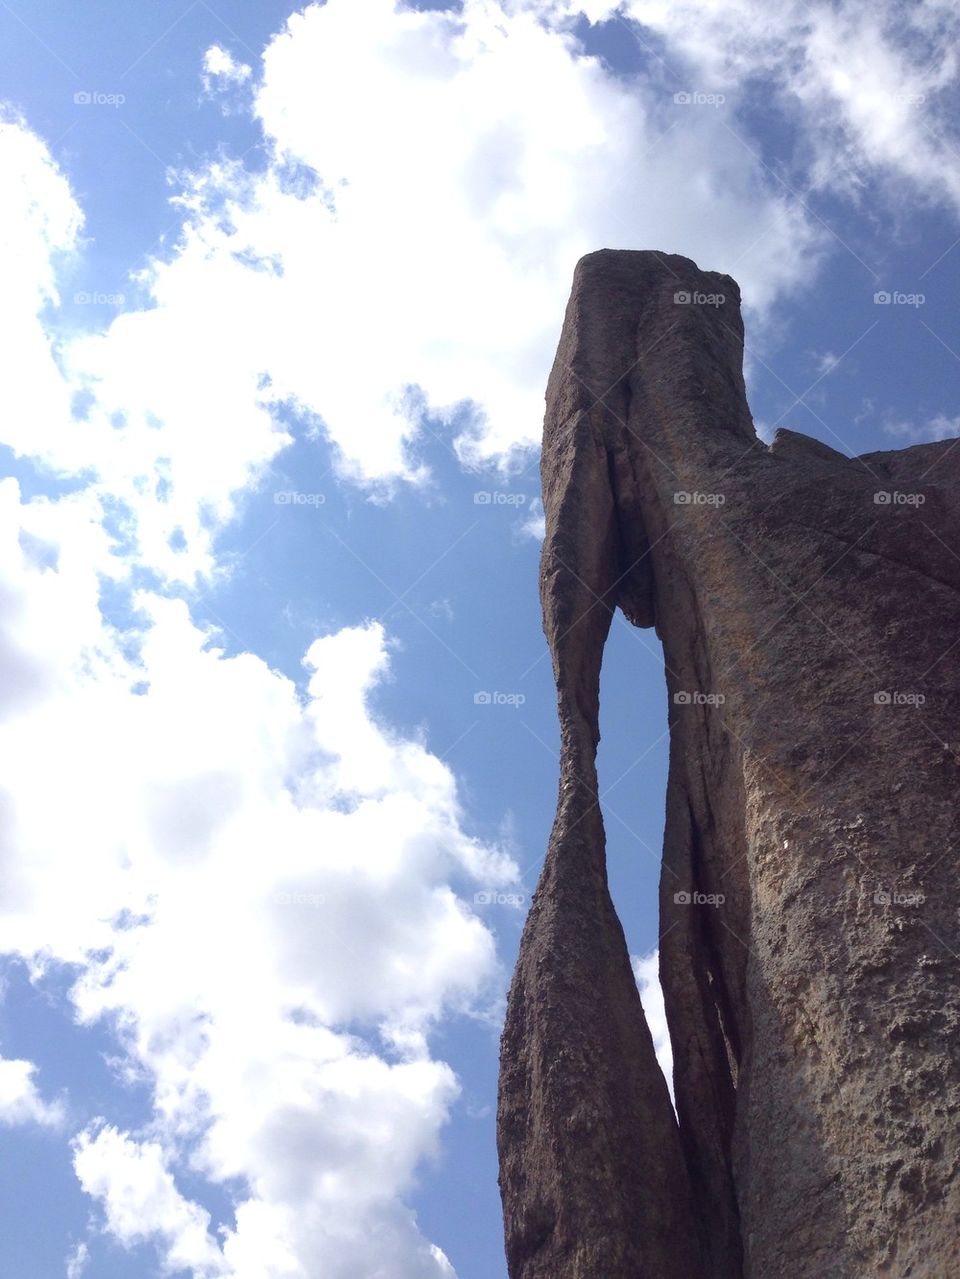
497;250;960;1278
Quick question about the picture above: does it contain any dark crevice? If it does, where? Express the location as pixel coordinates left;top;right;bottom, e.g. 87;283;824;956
688;797;742;1092
686;796;744;1276
604;439;657;629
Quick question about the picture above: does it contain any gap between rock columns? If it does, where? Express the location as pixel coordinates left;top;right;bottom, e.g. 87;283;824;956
497;249;960;1279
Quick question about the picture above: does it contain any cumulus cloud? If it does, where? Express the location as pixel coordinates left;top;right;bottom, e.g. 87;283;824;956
0;109;515;1276
60;0;822;501
2;1;836;545
242;0;823;472
0;115;83;499
74;1127;227;1278
596;0;960;215
0;114;82;307
0;1051;63;1127
0;111;288;588
0;515;512;1273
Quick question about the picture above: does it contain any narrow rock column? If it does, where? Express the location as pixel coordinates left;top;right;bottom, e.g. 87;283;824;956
498;249;960;1279
496;258;705;1279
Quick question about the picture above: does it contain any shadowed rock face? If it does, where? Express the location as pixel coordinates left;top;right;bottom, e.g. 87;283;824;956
497;250;960;1279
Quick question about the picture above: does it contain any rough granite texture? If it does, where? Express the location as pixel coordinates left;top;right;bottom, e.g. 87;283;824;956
497;250;960;1279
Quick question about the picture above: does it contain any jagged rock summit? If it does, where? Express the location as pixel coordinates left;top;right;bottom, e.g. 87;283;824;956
497;250;960;1279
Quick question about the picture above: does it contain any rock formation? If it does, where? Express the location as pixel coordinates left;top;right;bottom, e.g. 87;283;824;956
497;250;960;1278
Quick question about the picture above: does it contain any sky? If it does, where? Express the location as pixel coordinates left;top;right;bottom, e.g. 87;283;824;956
0;1;959;1276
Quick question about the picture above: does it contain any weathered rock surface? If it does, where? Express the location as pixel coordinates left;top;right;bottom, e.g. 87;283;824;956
497;249;960;1278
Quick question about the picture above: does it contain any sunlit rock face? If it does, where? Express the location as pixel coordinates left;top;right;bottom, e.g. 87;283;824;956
497;250;960;1279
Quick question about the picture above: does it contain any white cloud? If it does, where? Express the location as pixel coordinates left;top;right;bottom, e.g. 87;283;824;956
0;109;516;1278
65;1238;89;1279
883;412;960;444
203;45;253;87
74;1127;227;1278
48;0;822;501
632;949;673;1100
603;0;960;215
0;538;512;1272
0;113;81;309
0;1050;63;1127
0;110;288;589
201;46;254;115
517;497;545;542
244;0;822;472
0;115;83;503
66;1241;89;1279
12;1;951;544
3;0;834;544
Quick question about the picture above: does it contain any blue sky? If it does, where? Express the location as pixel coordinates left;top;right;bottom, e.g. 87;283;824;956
0;1;959;1276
